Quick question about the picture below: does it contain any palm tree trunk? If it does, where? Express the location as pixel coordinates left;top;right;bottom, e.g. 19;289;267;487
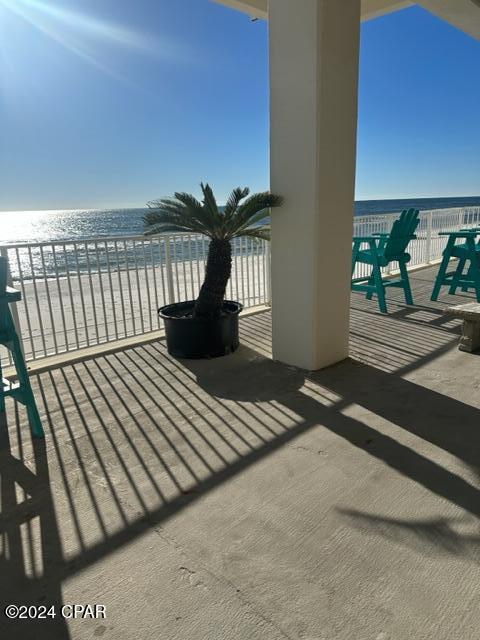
193;239;232;318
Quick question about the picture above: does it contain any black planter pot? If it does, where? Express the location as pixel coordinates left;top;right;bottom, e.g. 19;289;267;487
159;300;243;359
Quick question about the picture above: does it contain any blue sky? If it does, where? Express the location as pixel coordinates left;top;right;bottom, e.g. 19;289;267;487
0;0;479;211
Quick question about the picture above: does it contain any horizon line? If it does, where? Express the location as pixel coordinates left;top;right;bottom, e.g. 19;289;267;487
2;194;480;214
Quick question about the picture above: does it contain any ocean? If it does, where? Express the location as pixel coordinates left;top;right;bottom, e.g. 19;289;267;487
2;196;480;245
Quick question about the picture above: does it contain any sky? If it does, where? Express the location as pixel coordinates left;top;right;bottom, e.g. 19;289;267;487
0;0;479;211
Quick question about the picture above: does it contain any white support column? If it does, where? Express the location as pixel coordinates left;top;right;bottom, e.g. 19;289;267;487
270;0;361;370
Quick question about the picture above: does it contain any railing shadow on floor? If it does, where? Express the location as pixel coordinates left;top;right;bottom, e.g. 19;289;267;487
0;410;69;640
2;298;480;636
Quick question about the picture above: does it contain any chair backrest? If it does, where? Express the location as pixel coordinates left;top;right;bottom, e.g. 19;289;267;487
0;256;8;295
0;257;9;336
384;208;420;260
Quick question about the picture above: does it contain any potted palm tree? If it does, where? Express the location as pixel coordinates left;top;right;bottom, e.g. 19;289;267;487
144;183;282;358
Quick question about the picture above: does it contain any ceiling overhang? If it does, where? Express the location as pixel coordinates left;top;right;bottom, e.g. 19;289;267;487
213;0;267;19
417;0;480;39
362;0;414;20
212;0;414;21
213;0;480;39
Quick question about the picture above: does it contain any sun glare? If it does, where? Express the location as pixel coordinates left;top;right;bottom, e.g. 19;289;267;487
0;0;191;88
1;0;160;52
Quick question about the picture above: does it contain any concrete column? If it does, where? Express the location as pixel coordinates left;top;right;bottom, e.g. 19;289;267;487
270;0;361;370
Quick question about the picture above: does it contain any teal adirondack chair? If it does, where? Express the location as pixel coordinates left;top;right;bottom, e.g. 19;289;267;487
351;208;420;313
0;256;44;438
431;229;480;302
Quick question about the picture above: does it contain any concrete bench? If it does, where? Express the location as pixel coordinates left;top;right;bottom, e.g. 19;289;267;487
445;302;480;353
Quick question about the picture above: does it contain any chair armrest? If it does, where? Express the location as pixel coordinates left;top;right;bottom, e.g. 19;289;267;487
352;236;380;242
372;232;393;250
372;232;417;239
439;231;478;238
0;286;21;302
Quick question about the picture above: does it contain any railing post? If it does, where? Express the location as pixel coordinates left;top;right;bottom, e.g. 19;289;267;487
164;236;175;304
0;247;25;357
383;214;393;275
265;240;272;306
425;210;433;264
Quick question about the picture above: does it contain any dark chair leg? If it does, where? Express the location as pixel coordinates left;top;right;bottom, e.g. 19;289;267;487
463;238;480;303
449;257;466;295
431;238;455;301
351;244;359;277
366;271;375;300
399;261;414;305
0;355;5;424
372;263;387;313
469;259;480;303
9;328;44;439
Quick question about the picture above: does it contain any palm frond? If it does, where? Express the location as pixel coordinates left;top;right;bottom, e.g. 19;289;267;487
230;209;270;236
145;197;211;236
144;206;183;223
144;223;198;236
143;209;207;236
144;208;187;227
235;225;271;242
173;192;216;232
145;185;282;245
170;192;202;210
200;183;223;232
147;197;184;210
228;192;283;235
224;187;250;221
156;195;211;234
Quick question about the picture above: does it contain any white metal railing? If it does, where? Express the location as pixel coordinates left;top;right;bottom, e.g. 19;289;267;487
1;206;480;365
0;234;269;364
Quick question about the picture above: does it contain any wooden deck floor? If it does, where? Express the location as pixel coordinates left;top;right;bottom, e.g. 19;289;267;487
1;266;480;640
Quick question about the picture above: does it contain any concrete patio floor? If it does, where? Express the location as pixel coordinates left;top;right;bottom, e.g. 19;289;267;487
1;265;480;640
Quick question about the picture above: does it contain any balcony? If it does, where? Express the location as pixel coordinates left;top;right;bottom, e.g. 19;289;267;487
1;206;479;371
2;264;480;639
